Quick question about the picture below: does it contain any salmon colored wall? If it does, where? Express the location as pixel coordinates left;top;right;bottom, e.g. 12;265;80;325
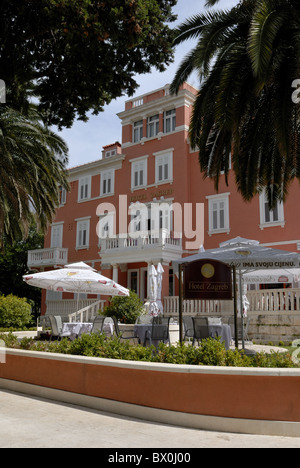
1;351;300;424
188;150;300;251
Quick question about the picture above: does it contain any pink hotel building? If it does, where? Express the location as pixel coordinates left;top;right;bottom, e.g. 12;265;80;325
28;83;300;322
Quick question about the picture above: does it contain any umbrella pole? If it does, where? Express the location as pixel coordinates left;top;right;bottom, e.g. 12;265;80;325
239;270;245;350
178;264;183;345
232;266;239;350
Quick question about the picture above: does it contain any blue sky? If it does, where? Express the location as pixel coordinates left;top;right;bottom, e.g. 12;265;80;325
58;0;237;168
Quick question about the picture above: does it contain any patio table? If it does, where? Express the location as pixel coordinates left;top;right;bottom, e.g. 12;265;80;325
134;324;152;345
207;324;232;350
62;322;93;339
134;324;169;347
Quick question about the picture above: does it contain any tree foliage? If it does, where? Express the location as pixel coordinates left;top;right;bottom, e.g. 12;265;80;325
0;294;32;328
0;225;44;313
103;290;144;324
0;0;177;128
0;105;69;245
171;0;300;207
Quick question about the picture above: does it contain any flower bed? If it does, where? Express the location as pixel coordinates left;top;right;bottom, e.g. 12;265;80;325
0;331;298;368
0;343;300;437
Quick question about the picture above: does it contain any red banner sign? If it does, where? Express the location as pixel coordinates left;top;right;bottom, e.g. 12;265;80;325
183;259;232;300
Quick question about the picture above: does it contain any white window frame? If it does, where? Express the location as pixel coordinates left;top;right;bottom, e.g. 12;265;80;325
133;120;143;143
76;218;90;249
207;193;230;235
127;269;139;296
46;290;62;301
105;149;116;158
147;114;159;138
78;176;91;201
59;186;67;205
164;109;176;133
259;191;285;229
131;157;147;190
100;169;114;196
155;150;173;184
51;223;63;248
97;212;115;244
220;153;232;174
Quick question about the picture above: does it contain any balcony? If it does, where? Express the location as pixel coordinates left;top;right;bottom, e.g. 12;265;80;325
100;229;182;265
27;248;68;269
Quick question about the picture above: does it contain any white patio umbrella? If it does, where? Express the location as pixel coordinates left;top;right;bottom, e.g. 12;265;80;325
156;263;164;316
173;237;300;348
144;264;159;317
244;268;300;284
23;262;129;310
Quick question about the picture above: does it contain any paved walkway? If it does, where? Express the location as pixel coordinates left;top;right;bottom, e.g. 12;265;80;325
1;389;300;448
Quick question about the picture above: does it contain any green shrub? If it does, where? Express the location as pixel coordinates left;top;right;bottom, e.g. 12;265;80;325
0;295;32;328
102;290;145;324
253;350;295;368
2;331;299;369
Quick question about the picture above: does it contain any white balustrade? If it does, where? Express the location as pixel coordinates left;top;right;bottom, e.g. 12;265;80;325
165;288;300;318
100;230;182;253
247;288;300;313
46;299;105;318
68;300;106;323
28;248;68;267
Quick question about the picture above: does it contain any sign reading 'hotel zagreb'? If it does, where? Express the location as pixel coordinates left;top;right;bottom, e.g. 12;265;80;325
183;259;232;300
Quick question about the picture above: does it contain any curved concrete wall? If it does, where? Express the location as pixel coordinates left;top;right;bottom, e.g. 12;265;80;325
0;349;300;437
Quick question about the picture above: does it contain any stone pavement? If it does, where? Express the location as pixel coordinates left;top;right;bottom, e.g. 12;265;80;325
0;389;300;449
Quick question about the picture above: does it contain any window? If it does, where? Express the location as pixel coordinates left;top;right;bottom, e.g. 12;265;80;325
105;149;116;158
169;268;175;296
101;170;114;196
133;120;143;143
164;109;176;133
131;210;142;233
159;207;171;230
59;186;67;205
259;192;285;228
129;203;149;236
97;213;114;241
131;158;147;189
207;194;230;234
147;114;159;138
128;270;139;295
155;151;173;183
76;218;90;249
51;223;63;248
46;290;62;301
78;176;91;201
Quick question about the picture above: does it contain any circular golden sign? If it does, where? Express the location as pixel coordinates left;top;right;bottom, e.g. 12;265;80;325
201;263;215;279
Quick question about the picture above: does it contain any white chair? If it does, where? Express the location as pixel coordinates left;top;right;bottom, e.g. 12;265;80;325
49;316;71;341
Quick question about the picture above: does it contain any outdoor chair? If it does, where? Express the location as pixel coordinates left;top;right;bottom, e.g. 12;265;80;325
183;316;194;341
91;315;106;333
49;315;72;341
89;315;115;338
111;316;137;341
191;317;211;346
135;315;152;324
144;316;170;347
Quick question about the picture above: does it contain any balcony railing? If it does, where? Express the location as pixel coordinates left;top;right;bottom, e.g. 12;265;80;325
164;296;233;317
247;288;300;313
28;248;68;268
164;288;300;317
45;299;105;318
100;229;182;253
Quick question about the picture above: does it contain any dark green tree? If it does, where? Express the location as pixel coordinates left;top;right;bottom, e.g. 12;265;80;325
0;225;44;318
0;104;69;246
171;0;300;207
0;0;177;129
